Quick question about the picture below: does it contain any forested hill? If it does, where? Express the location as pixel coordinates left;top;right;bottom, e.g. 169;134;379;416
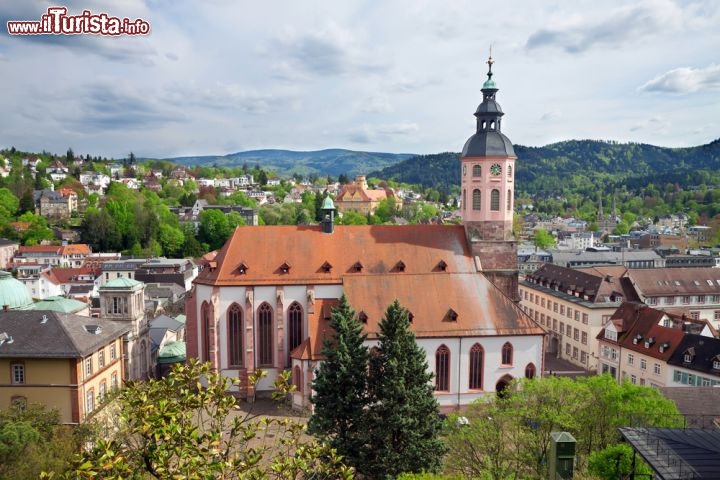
166;148;416;178
369;138;720;196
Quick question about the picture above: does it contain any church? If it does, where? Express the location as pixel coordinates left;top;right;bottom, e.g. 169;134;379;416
185;57;545;411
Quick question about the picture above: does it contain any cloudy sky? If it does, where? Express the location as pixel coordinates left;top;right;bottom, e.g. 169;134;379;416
1;0;719;159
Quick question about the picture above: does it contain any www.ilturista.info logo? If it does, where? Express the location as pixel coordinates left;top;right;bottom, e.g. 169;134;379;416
7;7;150;36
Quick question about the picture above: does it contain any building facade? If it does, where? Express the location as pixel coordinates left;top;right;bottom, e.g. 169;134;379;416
520;264;632;371
0;310;128;423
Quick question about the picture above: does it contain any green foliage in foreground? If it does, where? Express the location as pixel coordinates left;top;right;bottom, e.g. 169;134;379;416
45;360;353;480
442;375;679;480
0;403;90;479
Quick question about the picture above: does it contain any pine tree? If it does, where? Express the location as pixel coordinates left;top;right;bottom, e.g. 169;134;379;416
308;295;371;470
363;300;447;479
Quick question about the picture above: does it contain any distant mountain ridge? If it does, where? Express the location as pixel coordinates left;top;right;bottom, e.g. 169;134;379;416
163;148;416;178
368;138;720;196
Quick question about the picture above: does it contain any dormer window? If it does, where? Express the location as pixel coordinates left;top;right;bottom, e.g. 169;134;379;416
683;347;695;364
633;334;643;345
408;312;414;323
712;356;720;370
351;261;363;273
280;262;291;274
321;261;332;273
446;308;458;321
394;261;406;273
436;260;448;272
237;262;248;275
604;329;617;342
659;342;670;353
358;311;368;324
644;337;655;348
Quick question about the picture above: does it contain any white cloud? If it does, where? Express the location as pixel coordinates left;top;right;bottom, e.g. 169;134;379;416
640;64;720;93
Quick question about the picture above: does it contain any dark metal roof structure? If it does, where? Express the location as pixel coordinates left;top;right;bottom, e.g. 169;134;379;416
461;55;516;158
620;427;720;479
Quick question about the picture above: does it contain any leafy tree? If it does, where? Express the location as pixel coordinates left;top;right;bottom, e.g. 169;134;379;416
363;300;447;478
443;375;681;479
18;212;56;245
0;403;87;479
51;361;352;479
308;295;371;469
198;209;232;250
373;197;397;224
587;443;652;480
158;223;185;257
338;211;368;225
532;228;556;249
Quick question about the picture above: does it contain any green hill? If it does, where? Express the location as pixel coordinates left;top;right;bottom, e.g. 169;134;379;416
162;148;416;178
370;138;720;197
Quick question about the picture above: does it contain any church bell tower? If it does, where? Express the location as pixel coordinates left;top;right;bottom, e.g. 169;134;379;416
460;54;519;300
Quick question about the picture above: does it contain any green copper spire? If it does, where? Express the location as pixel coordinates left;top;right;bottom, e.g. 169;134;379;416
482;49;496;90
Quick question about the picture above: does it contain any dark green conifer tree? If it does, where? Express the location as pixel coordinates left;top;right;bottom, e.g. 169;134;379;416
308;295;371;469
362;299;447;479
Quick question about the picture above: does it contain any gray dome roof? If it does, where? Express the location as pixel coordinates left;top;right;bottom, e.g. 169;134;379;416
461;131;516;158
0;271;34;310
475;99;503;115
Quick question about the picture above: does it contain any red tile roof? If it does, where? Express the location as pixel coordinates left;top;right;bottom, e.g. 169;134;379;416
197;225;476;286
198;225;543;340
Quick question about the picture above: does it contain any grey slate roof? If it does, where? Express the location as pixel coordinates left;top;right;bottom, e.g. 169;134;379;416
461;131;515;157
0;310;130;358
666;334;720;377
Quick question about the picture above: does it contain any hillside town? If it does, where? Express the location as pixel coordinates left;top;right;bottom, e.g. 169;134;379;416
2;60;720;478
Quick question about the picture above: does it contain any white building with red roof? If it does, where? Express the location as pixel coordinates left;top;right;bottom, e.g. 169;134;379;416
185;58;545;410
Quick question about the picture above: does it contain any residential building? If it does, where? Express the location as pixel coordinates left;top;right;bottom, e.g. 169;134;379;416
626;267;720;330
597;303;715;389
34;188;78;219
0;238;19;269
47;160;69;182
133;258;198;292
551;250;664;269
13;243;92;268
666;334;720;387
335;175;401;216
185;58;545;411
520;264;634;370
0;309;129;423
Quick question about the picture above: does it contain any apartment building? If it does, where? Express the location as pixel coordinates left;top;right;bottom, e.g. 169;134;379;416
520;263;634;371
597;303;716;389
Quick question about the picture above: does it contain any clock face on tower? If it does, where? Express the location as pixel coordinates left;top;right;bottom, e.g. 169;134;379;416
490;163;502;176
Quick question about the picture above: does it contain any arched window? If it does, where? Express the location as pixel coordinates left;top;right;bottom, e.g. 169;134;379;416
435;345;450;392
501;342;513;365
293;365;303;393
462;189;466;211
525;363;536;379
469;343;484;390
491;189;500;211
201;302;211;364
472;165;481;177
472;189;481;210
287;302;303;366
227;303;243;367
507;189;512;211
258;303;274;366
507;165;512;178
